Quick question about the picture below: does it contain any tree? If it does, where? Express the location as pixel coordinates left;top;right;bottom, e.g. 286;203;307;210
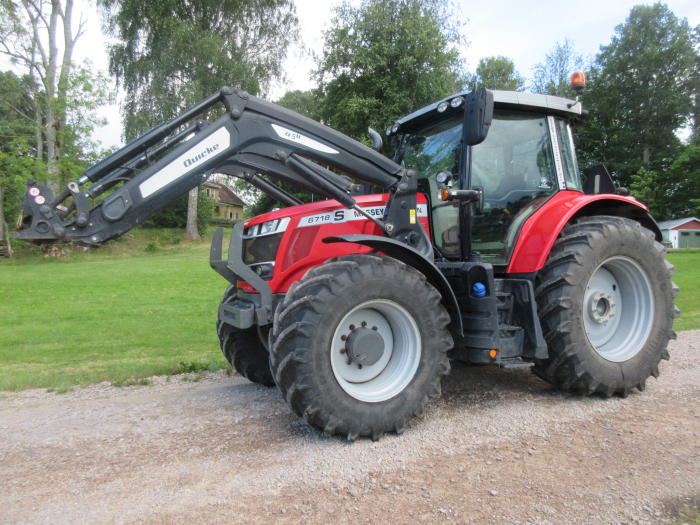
57;62;116;183
690;26;700;145
275;89;321;120
576;3;697;188
0;0;88;189
469;56;525;91
531;39;584;98
99;0;299;238
0;70;43;256
314;0;467;143
630;145;700;220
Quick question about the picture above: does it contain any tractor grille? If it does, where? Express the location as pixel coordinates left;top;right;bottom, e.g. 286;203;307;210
242;233;283;266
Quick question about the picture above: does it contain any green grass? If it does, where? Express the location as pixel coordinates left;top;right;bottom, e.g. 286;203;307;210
667;250;700;332
0;228;230;391
0;236;698;392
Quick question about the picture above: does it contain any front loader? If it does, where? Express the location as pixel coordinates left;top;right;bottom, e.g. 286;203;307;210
15;76;679;441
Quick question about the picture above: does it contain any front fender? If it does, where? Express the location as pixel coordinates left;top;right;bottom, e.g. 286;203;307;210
323;234;463;336
507;192;659;274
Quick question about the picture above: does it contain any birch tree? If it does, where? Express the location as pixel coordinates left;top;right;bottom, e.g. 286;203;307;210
0;0;87;190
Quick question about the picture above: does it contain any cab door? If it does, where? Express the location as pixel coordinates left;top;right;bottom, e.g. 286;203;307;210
396;114;465;259
468;110;560;267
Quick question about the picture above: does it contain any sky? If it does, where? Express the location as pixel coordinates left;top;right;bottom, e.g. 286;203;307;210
21;0;700;150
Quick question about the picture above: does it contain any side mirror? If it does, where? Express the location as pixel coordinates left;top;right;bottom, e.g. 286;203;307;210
464;89;494;146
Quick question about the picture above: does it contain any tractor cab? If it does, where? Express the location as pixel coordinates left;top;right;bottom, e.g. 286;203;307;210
393;90;584;268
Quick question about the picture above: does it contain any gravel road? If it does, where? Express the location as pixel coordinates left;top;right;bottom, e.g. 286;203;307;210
1;331;699;525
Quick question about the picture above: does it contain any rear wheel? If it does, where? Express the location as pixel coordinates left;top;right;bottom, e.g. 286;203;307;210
533;216;679;397
217;285;275;387
269;254;453;441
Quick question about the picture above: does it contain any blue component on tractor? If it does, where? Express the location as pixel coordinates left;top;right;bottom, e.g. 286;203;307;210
473;282;486;298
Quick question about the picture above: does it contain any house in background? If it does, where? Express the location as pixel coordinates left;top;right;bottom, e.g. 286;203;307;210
203;181;247;221
658;217;700;248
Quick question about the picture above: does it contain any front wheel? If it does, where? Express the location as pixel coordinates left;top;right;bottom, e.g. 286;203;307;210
269;254;453;441
533;216;679;397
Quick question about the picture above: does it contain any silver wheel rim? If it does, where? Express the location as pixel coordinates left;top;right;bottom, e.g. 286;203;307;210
330;300;421;402
583;256;654;362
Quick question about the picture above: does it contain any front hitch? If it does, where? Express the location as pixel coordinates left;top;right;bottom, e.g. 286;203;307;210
210;224;274;326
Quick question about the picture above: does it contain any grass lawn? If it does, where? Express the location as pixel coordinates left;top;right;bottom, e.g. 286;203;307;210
666;249;700;332
1;233;698;392
0;229;231;391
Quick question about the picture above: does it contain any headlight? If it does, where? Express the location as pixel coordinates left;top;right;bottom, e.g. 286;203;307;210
244;217;290;238
436;171;452;184
437;101;449;113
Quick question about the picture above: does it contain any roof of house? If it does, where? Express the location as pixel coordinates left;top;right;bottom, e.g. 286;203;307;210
657;217;700;230
203;181;247;207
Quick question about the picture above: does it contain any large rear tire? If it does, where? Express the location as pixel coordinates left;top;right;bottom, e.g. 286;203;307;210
217;285;275;387
533;216;679;397
269;254;453;441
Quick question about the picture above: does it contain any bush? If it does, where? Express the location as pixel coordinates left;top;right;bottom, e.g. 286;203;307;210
145;240;160;252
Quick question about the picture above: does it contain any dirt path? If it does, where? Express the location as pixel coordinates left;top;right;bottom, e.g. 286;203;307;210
1;332;699;525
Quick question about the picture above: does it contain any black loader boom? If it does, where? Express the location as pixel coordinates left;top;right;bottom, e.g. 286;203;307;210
14;87;430;250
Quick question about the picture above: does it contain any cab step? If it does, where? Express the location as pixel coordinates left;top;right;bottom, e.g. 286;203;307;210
498;358;535;369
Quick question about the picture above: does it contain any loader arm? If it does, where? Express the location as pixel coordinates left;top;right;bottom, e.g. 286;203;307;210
14;87;412;247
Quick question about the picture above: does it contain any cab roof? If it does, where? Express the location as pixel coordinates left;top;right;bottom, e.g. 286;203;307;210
395;89;582;133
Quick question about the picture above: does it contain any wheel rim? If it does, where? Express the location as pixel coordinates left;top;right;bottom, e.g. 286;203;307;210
330;300;421;403
583;256;654;362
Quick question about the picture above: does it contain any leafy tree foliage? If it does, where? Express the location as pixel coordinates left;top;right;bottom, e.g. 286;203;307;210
99;0;299;140
469;56;525;91
0;71;42;254
630;145;700;220
0;0;89;188
577;3;697;190
56;63;116;185
314;0;467;143
691;26;700;145
531;39;584;97
274;89;321;120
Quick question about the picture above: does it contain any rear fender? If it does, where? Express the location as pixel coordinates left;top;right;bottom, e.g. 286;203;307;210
323;234;463;336
507;192;661;274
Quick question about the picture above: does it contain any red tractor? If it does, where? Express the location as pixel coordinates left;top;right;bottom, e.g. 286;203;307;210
15;75;679;441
